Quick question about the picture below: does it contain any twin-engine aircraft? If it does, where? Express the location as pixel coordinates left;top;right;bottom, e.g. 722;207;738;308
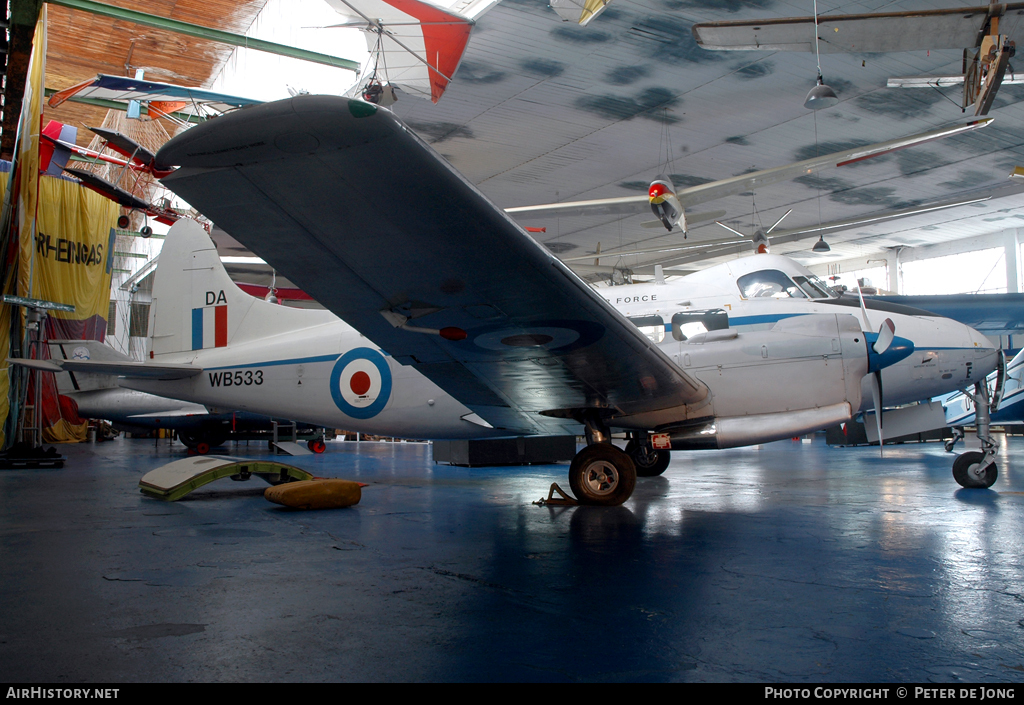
13;213;996;503
117;95;997;505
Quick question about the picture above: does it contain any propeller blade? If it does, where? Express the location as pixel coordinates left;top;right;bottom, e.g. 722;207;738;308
715;221;745;238
870;370;884;457
873;318;895;355
766;209;793;234
855;284;871;331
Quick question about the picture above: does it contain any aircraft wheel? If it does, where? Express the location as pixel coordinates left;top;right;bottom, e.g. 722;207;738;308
624;440;671;477
952;451;998;489
117;214;130;229
307;440;326;454
568;444;636;506
194;442;211;455
140;225;153;238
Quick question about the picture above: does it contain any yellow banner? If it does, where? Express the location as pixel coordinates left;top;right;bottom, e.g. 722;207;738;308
35;176;118;323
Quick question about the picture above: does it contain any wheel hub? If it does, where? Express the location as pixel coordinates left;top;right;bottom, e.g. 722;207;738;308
584;460;619;496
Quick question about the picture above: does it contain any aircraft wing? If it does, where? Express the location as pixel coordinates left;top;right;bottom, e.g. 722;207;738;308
62;167;153;212
157;96;710;435
691;4;1024;53
8;358;201;380
47;74;262;114
506;119;993;221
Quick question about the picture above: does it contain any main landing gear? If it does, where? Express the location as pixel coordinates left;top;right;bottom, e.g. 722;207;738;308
625;433;671;477
567;413;637;506
946;354;1005;489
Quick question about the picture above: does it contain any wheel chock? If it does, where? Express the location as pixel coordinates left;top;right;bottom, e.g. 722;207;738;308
533;482;578;506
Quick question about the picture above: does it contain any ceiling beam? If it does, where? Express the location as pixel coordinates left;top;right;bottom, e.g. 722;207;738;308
45;0;360;72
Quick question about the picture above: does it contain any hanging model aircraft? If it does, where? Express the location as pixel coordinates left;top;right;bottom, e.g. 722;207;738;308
40;122;183;235
504;118;994;239
320;0;493;105
103;94;998;504
691;2;1024;116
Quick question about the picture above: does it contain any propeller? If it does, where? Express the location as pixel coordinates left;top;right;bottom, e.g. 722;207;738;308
855;287;913;455
714;209;792;254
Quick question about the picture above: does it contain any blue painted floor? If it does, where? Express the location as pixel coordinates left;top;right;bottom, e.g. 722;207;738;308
1;433;1023;683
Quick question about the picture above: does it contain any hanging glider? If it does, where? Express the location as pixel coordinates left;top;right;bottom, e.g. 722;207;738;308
47;74;263;123
692;3;1024;116
548;0;614;26
506;118;995;228
322;0;482;104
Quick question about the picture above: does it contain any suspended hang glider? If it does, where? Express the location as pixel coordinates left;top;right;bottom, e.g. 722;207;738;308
322;0;490;105
505;118;995;237
691;3;1024;116
47;74;263;124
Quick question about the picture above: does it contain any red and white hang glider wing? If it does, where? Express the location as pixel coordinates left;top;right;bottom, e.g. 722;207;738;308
324;0;478;103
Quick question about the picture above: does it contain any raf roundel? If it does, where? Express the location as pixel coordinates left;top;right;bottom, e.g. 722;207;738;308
330;348;393;419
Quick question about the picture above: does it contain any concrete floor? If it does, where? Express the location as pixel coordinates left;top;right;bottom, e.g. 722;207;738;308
1;433;1023;683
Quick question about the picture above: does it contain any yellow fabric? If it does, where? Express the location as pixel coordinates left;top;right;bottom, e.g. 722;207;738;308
35;176;119;321
0;7;46;447
42;417;86;445
16;6;45;302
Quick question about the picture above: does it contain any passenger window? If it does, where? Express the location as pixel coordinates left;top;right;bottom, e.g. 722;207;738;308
671;309;729;341
628;315;665;344
737;270;807;299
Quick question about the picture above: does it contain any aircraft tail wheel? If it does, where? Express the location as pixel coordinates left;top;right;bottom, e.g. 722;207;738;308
568;444;636;506
194;442;211;455
140;225;153;238
952;451;998;489
307;440;326;454
624;440;671;477
117;214;130;229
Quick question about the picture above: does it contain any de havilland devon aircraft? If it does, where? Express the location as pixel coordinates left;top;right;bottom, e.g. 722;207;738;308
140;95;1005;502
12;99;1002;504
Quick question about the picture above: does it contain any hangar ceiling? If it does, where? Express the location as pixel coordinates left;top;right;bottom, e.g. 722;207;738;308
387;0;1024;279
29;0;1024;284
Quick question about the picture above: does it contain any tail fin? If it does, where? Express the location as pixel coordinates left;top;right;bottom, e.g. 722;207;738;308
39;120;77;176
149;219;334;358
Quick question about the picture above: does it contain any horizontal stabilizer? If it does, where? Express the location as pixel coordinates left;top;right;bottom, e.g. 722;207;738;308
7;357;201;380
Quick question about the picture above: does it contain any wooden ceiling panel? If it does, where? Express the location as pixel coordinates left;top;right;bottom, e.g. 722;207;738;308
42;0;268;146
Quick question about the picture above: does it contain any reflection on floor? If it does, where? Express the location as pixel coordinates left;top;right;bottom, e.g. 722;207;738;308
2;433;1023;682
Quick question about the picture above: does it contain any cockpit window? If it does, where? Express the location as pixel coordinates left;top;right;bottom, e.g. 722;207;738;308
737;270;807;299
792;275;835;299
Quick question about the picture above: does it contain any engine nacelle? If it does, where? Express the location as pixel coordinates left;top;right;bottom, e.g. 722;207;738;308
618;313;870;443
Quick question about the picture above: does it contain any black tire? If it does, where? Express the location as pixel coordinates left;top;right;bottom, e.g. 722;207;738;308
568;444;637;506
624;440;671;477
140;225;153;238
117;214;130;229
953;451;998;489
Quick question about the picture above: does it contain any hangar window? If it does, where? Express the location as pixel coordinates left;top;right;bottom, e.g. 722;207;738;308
129;303;150;338
628;315;665;343
671;309;729;341
737;270;807;299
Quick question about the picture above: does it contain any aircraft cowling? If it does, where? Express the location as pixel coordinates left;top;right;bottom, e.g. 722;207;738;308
620;313;872;448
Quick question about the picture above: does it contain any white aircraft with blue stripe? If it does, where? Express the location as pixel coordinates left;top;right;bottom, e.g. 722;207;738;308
11;96;1003;503
603;253;997;416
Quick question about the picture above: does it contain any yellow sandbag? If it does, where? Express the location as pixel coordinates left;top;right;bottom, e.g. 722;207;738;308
264;479;361;510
